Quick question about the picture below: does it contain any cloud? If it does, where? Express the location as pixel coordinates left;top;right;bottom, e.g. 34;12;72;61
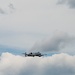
0;8;6;14
8;3;15;10
0;52;75;75
0;2;15;14
30;32;75;53
8;3;15;13
0;0;75;51
57;0;75;8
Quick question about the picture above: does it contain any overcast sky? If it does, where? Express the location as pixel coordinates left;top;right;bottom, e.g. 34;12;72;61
0;0;75;54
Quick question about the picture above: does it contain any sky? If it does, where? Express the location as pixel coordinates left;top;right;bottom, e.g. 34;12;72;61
0;0;75;51
0;0;75;75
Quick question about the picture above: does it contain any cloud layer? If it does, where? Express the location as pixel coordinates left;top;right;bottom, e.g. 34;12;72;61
30;32;75;53
0;52;75;75
0;0;75;50
57;0;75;8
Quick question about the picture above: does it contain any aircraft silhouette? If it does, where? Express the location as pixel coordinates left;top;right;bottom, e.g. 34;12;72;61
22;52;46;57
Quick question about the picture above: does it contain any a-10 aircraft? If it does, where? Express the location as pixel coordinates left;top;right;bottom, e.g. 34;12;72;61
22;52;46;57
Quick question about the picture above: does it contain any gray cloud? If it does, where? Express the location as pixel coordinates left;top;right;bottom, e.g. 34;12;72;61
8;3;15;13
57;0;75;8
0;8;6;14
8;3;15;10
0;52;75;75
30;33;75;53
0;3;15;14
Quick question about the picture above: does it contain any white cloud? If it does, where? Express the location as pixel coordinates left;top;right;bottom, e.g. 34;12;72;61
0;52;75;75
57;0;75;8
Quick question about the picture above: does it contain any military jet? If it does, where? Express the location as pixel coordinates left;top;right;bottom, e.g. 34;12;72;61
22;52;46;57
